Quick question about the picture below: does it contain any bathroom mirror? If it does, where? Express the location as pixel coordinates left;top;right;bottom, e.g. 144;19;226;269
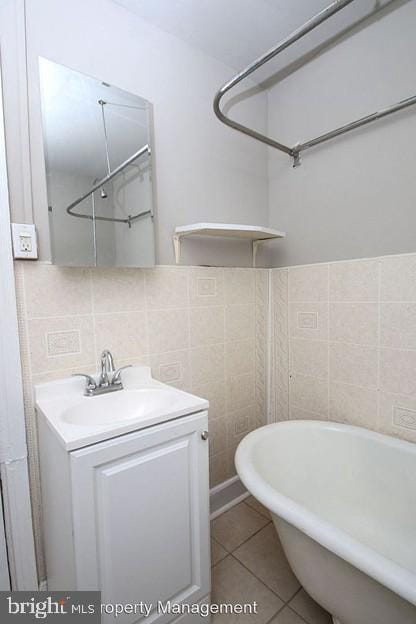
39;58;156;267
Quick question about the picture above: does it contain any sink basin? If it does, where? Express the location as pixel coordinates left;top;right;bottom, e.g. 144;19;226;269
35;366;209;450
62;388;183;426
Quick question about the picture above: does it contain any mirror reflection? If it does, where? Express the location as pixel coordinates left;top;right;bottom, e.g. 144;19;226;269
39;58;156;267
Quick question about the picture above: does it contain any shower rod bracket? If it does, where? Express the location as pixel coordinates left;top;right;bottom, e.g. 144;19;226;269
213;0;416;167
292;145;301;168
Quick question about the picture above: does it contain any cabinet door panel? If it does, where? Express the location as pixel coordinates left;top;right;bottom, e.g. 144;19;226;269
71;412;209;624
99;438;192;606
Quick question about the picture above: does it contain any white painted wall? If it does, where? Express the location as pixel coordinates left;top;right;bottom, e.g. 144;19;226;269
2;1;415;270
0;0;269;267
267;0;416;267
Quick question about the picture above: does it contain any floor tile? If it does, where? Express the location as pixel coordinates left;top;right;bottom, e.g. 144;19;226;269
211;538;228;566
244;496;270;519
289;589;332;624
234;524;300;601
269;606;307;624
211;502;269;552
211;556;284;624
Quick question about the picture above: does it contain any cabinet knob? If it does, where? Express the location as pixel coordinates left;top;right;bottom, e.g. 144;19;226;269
201;430;209;441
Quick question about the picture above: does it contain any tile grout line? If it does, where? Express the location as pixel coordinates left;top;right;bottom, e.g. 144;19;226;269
327;264;330;419
285;587;321;624
268;269;275;424
286;269;291;420
229;511;303;606
221;269;231;475
211;505;272;553
263;590;313;624
139;265;149;362
23;299;366;319
213;547;321;624
290;337;381;349
290;372;379;392
377;260;381;430
210;552;231;571
277;251;416;270
212;512;276;596
263;602;286;624
228;551;291;607
222;545;307;619
89;269;98;364
33;346;257;378
244;499;272;521
185;270;191;380
20;264;34;389
16;263;48;576
287;299;416;304
211;502;327;624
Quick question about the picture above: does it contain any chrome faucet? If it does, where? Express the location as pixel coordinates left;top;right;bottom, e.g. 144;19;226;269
73;350;132;397
100;349;116;387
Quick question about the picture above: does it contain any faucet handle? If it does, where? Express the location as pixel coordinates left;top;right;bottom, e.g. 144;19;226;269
111;365;132;386
72;373;97;394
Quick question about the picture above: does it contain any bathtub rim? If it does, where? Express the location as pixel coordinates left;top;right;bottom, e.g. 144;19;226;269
235;419;416;607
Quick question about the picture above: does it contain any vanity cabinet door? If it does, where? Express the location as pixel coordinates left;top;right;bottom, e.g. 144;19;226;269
70;411;210;624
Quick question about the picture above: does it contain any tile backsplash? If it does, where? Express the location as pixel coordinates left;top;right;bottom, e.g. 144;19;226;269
272;253;416;446
14;262;268;580
14;251;416;583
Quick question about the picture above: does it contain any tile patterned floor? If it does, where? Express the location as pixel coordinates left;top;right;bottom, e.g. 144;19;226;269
211;498;332;624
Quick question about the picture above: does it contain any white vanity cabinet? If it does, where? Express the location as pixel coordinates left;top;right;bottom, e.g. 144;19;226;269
38;406;210;624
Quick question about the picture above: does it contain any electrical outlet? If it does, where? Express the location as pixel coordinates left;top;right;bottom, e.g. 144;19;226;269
11;223;38;259
20;233;32;252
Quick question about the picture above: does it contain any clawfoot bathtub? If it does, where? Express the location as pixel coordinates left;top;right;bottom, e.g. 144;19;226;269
235;421;416;624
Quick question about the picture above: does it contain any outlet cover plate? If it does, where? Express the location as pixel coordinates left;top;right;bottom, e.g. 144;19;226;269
11;223;38;259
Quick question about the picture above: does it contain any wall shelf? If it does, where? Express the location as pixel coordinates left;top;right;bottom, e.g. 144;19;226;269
173;223;285;266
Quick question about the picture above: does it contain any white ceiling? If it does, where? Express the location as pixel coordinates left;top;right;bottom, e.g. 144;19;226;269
111;0;396;82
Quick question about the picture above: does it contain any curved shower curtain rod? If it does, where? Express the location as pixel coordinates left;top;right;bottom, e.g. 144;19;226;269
66;143;151;227
66;96;152;227
213;0;416;167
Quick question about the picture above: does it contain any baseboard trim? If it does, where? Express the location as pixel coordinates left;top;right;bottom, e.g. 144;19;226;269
210;476;248;520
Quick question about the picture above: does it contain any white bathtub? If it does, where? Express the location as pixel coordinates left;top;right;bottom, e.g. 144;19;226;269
235;420;416;624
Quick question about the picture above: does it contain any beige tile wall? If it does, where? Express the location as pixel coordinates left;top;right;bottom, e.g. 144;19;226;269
272;253;416;445
16;252;416;583
14;261;268;580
